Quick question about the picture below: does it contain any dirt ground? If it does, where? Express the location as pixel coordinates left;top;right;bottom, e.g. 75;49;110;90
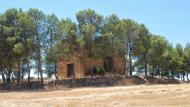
0;84;190;107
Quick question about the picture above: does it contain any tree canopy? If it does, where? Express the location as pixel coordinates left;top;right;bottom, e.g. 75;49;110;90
0;8;189;85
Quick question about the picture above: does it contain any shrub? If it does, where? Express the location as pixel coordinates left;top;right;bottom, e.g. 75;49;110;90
95;67;106;76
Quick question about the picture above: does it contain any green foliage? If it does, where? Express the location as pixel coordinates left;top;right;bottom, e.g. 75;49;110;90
85;67;106;76
95;67;106;76
13;42;24;55
0;8;190;83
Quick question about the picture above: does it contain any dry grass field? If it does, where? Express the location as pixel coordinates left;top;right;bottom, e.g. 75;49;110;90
0;84;190;107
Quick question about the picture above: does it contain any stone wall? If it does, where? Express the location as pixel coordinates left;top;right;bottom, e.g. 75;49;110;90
57;55;125;79
45;75;124;89
113;56;125;75
57;57;85;80
0;81;43;90
0;76;125;90
0;76;182;90
84;58;104;69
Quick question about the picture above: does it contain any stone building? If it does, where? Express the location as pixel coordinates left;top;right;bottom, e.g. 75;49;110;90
57;54;125;80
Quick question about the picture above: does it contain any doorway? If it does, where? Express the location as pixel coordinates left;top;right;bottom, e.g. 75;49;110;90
104;56;113;72
67;64;74;78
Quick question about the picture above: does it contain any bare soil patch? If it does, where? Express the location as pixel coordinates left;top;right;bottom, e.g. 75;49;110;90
0;84;190;107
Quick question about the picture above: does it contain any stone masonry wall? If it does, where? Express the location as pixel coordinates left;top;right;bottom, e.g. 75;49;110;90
45;75;125;89
113;56;125;75
57;55;125;79
0;76;181;90
0;76;125;90
57;57;84;80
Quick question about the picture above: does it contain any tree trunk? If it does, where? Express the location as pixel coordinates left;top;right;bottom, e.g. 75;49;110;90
17;60;21;84
186;72;189;82
129;46;132;76
124;45;128;76
21;64;24;82
144;53;148;77
172;71;174;79
182;73;185;81
160;71;162;79
7;69;11;83
27;62;31;84
17;71;20;84
54;63;58;80
160;65;163;79
124;56;127;76
38;71;40;80
1;70;5;83
37;43;43;85
39;62;43;86
152;69;155;77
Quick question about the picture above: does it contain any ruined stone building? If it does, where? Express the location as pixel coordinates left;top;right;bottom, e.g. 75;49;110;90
57;54;125;80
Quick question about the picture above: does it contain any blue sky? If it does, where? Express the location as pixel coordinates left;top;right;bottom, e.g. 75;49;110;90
1;0;190;46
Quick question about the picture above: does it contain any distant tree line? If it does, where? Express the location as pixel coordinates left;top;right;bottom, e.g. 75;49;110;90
0;8;190;85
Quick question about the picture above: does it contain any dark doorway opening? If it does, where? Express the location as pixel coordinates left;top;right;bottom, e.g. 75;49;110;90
104;56;113;72
67;64;74;78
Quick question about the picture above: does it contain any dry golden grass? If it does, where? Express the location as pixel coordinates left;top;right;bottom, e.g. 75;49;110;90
0;84;190;107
